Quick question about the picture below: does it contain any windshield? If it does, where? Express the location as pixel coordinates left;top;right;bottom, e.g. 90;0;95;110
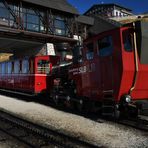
122;30;133;52
37;60;51;74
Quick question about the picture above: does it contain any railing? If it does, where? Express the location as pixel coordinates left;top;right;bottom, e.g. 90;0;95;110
37;67;50;74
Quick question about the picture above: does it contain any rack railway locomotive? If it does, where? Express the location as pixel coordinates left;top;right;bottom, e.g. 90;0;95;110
51;20;148;118
0;20;148;118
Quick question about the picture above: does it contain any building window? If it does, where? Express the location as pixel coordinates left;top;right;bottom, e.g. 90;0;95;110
0;1;72;36
39;12;46;32
116;11;118;17
25;9;40;32
54;16;67;36
27;23;39;31
0;5;9;26
98;36;114;56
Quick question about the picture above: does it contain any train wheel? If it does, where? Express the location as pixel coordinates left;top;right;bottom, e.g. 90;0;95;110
52;95;60;106
114;106;121;120
75;99;92;113
76;99;84;112
128;105;139;118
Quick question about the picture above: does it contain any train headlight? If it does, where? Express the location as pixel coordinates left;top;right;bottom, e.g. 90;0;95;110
125;95;132;103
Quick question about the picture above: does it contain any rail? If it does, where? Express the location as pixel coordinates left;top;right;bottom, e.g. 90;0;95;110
118;116;148;131
0;110;99;148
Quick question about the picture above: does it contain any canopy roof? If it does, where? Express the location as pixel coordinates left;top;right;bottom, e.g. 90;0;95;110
22;0;79;14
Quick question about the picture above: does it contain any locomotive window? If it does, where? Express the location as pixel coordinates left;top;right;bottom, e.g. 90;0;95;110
37;60;50;74
86;43;94;60
22;60;29;74
122;31;133;52
72;46;83;64
98;36;113;56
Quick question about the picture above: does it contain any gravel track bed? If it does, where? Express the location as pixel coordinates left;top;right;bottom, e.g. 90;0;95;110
0;94;148;147
0;130;29;148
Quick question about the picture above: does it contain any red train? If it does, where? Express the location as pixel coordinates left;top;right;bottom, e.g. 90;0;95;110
51;20;148;118
0;20;148;118
0;55;59;95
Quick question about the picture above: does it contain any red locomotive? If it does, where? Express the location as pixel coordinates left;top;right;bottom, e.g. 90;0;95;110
51;20;148;118
0;20;148;118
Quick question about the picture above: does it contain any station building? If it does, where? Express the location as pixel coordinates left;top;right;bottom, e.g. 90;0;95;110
0;0;78;37
84;3;133;18
0;0;80;58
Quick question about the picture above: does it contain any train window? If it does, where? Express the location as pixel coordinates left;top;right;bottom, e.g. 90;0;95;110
11;62;14;73
0;64;1;74
122;31;133;52
86;43;94;60
2;63;5;74
37;60;51;74
72;46;83;64
30;60;34;74
5;62;8;74
8;62;12;74
98;36;113;56
14;61;20;74
22;60;29;74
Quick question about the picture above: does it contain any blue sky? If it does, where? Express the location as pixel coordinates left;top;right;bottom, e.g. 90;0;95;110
68;0;148;14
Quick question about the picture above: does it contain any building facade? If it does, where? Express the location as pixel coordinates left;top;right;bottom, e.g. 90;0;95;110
0;0;80;59
0;0;78;39
84;4;133;18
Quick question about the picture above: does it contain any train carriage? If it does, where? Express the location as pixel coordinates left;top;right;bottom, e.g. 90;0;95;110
0;55;59;95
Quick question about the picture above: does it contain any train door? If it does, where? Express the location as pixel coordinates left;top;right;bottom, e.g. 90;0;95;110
118;28;135;98
97;35;114;95
35;57;52;93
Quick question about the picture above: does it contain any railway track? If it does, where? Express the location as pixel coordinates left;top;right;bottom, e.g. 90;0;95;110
118;115;148;132
0;110;99;148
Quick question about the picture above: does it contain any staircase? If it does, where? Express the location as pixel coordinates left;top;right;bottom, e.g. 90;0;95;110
102;91;115;117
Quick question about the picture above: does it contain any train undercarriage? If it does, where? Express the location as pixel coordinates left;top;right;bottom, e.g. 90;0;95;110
49;75;145;119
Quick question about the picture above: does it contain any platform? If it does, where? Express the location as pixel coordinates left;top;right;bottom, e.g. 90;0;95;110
0;94;147;147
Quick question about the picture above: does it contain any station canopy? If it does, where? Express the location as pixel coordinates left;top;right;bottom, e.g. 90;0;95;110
22;0;79;14
0;37;43;53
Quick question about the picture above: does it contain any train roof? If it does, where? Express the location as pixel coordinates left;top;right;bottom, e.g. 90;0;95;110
88;14;148;35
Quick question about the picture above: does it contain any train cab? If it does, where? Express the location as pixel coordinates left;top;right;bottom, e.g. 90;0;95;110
69;27;122;102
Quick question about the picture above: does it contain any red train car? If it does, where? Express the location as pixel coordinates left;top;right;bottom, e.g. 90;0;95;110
0;21;147;118
51;21;148;118
0;55;59;96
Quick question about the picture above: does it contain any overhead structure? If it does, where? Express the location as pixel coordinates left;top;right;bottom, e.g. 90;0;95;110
0;0;79;53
